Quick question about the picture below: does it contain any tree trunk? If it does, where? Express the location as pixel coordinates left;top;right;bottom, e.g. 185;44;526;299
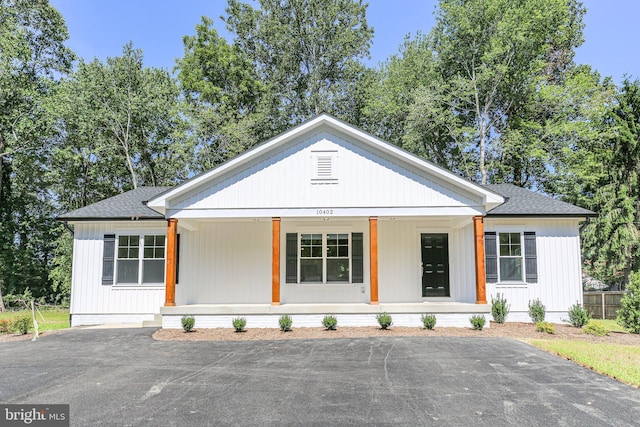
0;279;5;312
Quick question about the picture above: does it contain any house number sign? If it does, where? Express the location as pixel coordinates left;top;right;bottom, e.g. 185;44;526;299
316;209;334;215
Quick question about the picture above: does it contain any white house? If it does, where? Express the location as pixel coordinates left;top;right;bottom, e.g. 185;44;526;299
59;114;594;328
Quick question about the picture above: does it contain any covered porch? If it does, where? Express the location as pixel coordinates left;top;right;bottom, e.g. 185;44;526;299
159;214;490;328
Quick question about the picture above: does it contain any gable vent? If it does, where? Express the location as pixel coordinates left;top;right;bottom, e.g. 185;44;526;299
311;150;338;184
316;156;333;178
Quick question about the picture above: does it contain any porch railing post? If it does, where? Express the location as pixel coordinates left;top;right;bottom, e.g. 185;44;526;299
473;216;487;304
165;218;178;307
272;217;281;305
369;217;379;304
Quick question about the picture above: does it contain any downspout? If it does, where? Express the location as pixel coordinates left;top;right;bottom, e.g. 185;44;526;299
62;221;74;236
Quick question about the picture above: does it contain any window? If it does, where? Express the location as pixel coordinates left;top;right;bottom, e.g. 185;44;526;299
300;233;350;283
117;235;139;283
115;234;165;284
143;235;165;283
499;232;522;281
485;231;537;284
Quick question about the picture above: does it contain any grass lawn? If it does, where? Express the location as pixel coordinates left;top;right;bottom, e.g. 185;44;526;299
531;340;640;388
0;308;69;332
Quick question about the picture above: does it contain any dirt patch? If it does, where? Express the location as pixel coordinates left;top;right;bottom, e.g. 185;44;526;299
153;322;640;345
0;329;63;343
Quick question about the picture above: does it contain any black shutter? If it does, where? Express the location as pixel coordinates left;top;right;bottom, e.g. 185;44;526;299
484;232;498;282
176;234;180;285
524;232;538;283
102;234;116;285
286;233;298;283
352;232;364;283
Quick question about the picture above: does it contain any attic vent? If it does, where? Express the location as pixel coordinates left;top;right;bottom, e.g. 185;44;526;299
311;150;338;184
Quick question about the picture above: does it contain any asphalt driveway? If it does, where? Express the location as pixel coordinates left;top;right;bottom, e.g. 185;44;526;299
1;328;639;426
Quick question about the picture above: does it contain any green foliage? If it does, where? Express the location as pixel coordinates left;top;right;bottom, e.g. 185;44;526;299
11;315;32;335
421;314;436;330
279;314;293;332
528;299;546;323
583;322;608;337
321;314;338;330
232;317;247;332
376;312;393;330
181;316;195;333
225;0;373;125
535;321;555;334
617;272;640;333
566;302;591;328
490;293;510;324
469;314;486;330
0;318;11;334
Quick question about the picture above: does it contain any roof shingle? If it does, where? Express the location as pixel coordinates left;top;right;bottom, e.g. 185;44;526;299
58;187;169;221
484;184;595;217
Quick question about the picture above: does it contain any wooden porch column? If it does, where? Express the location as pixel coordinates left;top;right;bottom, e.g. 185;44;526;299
164;218;178;307
272;217;281;305
369;217;379;304
473;215;487;304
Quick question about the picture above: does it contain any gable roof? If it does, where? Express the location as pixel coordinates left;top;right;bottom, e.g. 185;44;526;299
485;184;595;217
58;187;169;221
146;113;504;213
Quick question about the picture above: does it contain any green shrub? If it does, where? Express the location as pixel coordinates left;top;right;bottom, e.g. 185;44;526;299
583;322;608;336
535;321;555;334
618;272;640;334
232;317;247;332
321;315;338;330
11;315;32;335
279;314;293;332
469;314;486;330
566;302;591;328
528;299;546;323
490;293;510;324
376;312;393;330
421;314;436;330
0;319;11;334
181;315;195;333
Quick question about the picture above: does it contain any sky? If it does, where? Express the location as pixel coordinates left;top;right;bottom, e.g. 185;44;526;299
49;0;639;84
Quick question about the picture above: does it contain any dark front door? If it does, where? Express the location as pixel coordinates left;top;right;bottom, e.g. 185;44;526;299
421;233;450;297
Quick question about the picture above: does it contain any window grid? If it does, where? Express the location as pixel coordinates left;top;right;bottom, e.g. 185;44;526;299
144;235;166;259
498;232;523;282
116;234;166;285
299;233;350;284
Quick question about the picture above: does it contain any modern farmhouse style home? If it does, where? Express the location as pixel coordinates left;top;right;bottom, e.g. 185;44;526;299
59;114;594;328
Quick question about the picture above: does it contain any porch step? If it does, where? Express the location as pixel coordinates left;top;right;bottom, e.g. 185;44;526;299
142;314;162;327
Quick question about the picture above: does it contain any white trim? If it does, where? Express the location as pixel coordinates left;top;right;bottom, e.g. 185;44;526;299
167;206;485;219
147;114;504;214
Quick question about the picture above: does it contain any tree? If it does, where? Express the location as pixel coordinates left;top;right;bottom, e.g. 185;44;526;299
0;0;73;308
52;43;190;197
224;0;373;127
175;17;268;171
576;78;640;288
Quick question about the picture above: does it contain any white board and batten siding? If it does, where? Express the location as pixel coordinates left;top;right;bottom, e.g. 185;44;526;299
166;130;485;219
378;219;476;303
176;221;272;305
70;221;166;326
485;218;584;323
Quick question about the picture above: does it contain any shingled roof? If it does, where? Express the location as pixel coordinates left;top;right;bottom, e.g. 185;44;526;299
485;184;595;217
58;187;169;221
58;183;594;221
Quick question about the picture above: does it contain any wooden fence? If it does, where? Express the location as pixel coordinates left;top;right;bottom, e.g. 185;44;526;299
583;291;624;320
